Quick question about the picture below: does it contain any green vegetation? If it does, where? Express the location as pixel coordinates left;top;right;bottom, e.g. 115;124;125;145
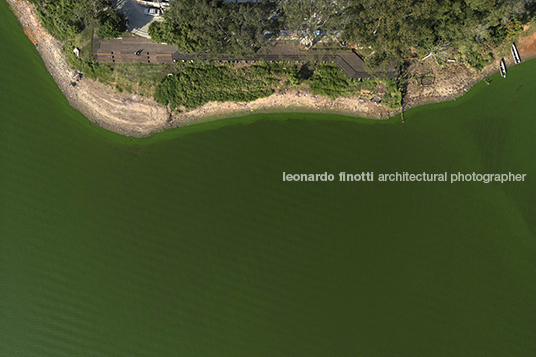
30;0;534;69
308;63;361;99
28;0;125;41
307;64;401;108
343;0;535;69
63;41;113;81
96;7;125;40
75;27;95;61
150;0;278;56
25;0;536;110
110;62;176;96
277;0;346;48
152;60;402;110
154;61;297;109
157;0;535;70
381;78;402;108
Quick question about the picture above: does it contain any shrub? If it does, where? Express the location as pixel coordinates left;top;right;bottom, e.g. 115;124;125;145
97;9;125;40
155;63;293;109
63;42;113;81
308;64;353;99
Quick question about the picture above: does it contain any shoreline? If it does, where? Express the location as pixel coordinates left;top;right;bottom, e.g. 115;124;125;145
8;0;536;138
7;0;397;138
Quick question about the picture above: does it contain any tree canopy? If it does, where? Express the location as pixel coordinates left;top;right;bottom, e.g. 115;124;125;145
28;0;124;41
149;0;279;56
154;0;535;69
343;0;534;68
28;0;536;72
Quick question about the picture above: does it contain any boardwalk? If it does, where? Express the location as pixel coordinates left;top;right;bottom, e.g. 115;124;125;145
93;37;184;64
94;37;395;79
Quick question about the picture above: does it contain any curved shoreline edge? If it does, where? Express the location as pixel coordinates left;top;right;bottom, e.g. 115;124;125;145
7;0;533;138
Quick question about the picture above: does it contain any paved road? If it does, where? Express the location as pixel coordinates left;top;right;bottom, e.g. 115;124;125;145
111;0;162;38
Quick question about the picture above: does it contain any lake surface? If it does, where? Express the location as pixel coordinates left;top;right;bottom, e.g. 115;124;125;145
1;1;535;355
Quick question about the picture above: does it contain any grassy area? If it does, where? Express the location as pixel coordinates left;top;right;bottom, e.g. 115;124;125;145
154;61;402;110
495;41;515;59
308;63;362;98
63;41;113;82
307;64;401;108
154;61;300;110
110;63;176;96
73;27;94;61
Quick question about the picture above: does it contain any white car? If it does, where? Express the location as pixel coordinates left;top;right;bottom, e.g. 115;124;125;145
144;7;162;16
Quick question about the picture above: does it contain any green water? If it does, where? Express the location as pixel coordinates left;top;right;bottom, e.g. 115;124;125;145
1;1;535;355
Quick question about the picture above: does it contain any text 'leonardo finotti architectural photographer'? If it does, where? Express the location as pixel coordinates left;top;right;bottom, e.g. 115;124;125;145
283;172;527;184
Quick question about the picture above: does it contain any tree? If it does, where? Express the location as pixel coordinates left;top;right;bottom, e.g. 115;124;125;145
30;0;121;41
97;9;125;40
150;0;278;56
344;0;535;70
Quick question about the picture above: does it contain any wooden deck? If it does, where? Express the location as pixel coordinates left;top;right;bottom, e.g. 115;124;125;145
94;37;395;78
93;37;183;64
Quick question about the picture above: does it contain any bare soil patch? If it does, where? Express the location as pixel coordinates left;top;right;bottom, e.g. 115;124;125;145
404;25;536;110
403;61;480;109
517;26;536;61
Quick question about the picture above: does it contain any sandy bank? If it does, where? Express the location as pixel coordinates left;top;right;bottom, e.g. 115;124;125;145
7;0;399;137
8;0;536;137
8;0;171;137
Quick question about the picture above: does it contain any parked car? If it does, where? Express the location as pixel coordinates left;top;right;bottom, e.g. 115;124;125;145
144;7;161;16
